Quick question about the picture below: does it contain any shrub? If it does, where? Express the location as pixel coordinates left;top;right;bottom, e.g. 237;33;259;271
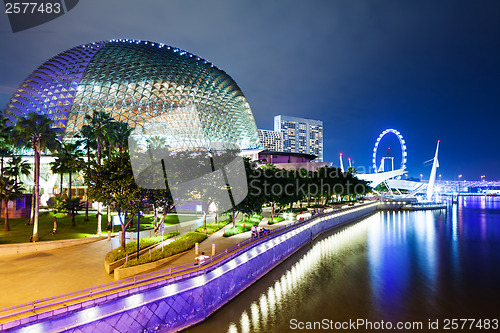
223;220;259;237
195;218;231;234
106;232;179;262
244;214;263;223
268;216;285;225
122;232;207;268
223;226;246;237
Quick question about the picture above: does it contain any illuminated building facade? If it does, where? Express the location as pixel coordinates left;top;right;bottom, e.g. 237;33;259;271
4;39;260;150
274;115;323;162
3;39;260;200
258;129;283;152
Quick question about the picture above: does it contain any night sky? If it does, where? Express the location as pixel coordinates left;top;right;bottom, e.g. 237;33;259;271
1;0;499;180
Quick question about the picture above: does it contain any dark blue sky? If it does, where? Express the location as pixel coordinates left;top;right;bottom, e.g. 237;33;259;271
1;0;499;180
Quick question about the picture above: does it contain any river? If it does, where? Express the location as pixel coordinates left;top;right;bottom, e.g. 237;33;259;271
183;196;500;332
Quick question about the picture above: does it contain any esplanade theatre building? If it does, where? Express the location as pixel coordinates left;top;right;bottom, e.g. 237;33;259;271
3;39;261;200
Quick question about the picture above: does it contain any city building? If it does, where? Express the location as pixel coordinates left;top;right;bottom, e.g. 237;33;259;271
4;39;260;199
274;115;323;162
258;129;283;152
256;150;331;171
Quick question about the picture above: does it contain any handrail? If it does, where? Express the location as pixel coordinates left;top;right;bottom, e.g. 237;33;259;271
0;202;377;322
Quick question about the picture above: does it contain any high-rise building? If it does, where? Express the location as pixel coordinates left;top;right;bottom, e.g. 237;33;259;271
274;115;323;162
258;129;283;152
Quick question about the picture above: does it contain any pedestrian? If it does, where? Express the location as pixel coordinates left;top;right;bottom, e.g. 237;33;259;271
251;225;257;238
195;251;209;265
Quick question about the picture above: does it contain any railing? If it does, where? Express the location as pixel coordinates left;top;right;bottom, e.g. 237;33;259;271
0;201;378;324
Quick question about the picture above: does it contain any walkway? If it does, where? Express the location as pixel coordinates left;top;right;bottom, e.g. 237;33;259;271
0;210;285;310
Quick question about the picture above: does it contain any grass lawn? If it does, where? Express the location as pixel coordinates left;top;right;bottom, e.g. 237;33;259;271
105;232;180;262
195;218;232;234
122;232;208;268
0;211;186;244
268;216;285;225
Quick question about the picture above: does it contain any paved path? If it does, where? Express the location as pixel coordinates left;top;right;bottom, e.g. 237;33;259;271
0;210;288;309
0;210;290;308
0;214;205;309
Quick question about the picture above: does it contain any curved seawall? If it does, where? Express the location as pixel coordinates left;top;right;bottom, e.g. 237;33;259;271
3;203;378;333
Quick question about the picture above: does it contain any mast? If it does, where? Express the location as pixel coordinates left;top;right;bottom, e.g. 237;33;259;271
426;140;440;201
339;153;344;172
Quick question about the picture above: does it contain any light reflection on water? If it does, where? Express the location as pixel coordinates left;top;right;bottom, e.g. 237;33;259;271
184;197;500;333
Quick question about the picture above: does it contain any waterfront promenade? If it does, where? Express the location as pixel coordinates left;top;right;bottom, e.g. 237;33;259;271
0;202;378;332
0;210;288;309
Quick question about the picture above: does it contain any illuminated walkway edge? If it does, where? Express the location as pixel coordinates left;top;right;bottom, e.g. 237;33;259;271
2;203;378;333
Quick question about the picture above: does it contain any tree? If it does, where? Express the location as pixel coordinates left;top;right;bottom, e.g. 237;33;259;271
258;164;297;221
227;158;265;227
103;120;132;228
50;152;68;198
0;175;24;231
110;121;133;154
132;137;176;234
86;153;145;248
46;195;63;232
82;110;115;234
12;112;62;241
78;129;96;221
62;197;85;227
0;116;13;177
63;143;85;199
4;155;31;184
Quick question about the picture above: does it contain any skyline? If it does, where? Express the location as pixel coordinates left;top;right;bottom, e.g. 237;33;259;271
1;0;499;180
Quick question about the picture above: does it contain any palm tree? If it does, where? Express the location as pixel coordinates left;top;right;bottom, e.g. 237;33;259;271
62;197;85;227
12;112;62;241
0;116;13;176
0;175;24;231
78;130;96;221
82;110;114;165
111;121;133;154
4;155;31;184
103;120;132;228
46;195;63;233
50;152;68;197
81;110;115;235
51;141;84;199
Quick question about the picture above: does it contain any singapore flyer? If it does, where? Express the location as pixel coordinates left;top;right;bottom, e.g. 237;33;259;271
372;129;407;173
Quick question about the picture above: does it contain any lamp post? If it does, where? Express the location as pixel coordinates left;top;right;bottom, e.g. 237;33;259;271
420;174;423;182
481;175;485;182
458;175;462;193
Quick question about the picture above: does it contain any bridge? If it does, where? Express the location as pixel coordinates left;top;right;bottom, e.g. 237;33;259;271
435;180;500;194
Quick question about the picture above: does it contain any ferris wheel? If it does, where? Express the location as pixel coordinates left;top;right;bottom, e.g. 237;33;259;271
372;129;407;173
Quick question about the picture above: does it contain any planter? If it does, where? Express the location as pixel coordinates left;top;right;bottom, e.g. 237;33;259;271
113;251;187;280
104;244;157;274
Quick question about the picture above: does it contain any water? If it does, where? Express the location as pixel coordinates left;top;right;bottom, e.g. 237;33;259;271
183;197;500;332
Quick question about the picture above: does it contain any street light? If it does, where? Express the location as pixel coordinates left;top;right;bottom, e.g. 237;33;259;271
481;175;485;182
420;174;423;181
439;174;442;182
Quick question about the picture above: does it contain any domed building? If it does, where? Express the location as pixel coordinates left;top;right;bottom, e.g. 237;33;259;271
3;39;260;200
5;39;260;150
